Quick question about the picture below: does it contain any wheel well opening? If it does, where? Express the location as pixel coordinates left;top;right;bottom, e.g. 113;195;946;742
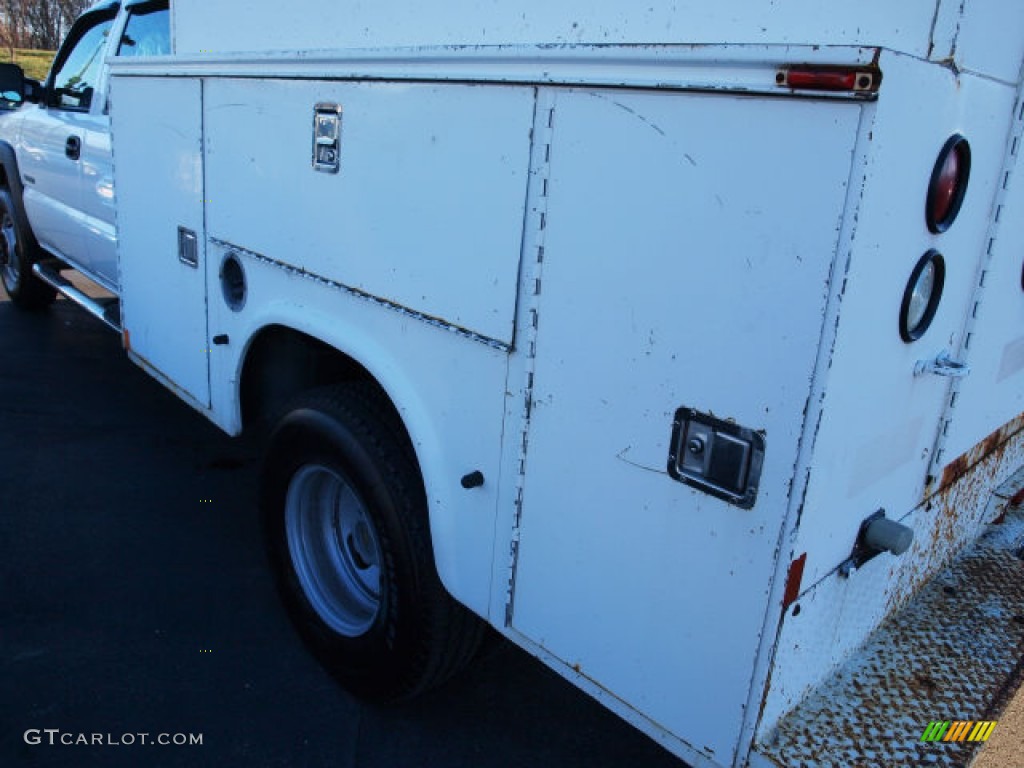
240;326;405;443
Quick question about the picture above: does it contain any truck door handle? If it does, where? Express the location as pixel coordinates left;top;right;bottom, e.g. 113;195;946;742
65;136;81;161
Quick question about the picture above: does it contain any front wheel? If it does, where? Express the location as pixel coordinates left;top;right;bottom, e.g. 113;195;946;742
0;187;55;310
262;383;483;701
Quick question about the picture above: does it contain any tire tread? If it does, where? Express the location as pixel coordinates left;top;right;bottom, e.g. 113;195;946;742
264;381;483;701
0;187;56;310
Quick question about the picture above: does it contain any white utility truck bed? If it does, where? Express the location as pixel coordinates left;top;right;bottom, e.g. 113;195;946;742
0;2;1022;766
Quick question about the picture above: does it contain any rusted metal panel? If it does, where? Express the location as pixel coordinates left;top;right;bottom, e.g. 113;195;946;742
755;486;1024;768
758;424;1024;742
897;418;1024;605
931;411;1024;495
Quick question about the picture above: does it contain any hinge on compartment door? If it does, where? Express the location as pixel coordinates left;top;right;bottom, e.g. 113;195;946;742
505;94;555;627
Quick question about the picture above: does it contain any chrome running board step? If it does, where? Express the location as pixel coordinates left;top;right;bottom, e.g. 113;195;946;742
33;261;121;332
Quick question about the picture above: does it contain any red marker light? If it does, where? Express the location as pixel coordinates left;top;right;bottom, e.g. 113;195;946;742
931;150;960;223
786;69;856;91
778;67;877;93
927;136;971;233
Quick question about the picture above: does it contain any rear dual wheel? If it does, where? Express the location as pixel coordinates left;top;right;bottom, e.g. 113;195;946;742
262;383;483;701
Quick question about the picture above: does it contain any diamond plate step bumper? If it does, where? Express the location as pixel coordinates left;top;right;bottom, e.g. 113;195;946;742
753;470;1024;768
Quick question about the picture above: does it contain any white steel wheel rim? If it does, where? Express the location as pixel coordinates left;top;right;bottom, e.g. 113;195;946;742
285;464;383;636
0;209;20;289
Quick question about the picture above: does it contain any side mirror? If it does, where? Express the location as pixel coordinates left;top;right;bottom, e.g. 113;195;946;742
24;78;43;104
0;62;28;107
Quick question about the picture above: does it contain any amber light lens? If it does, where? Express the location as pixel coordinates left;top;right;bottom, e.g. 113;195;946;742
926;135;970;233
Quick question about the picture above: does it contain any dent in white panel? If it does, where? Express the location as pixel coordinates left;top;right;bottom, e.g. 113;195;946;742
997;336;1024;382
848;416;925;496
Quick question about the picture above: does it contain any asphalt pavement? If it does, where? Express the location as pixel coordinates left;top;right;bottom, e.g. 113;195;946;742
0;288;683;768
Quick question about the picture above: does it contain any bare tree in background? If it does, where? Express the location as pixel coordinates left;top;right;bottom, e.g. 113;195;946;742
1;0;90;54
1;0;26;60
52;0;88;44
23;0;60;49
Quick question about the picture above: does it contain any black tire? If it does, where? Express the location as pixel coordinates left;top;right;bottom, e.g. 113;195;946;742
0;187;56;310
262;383;483;701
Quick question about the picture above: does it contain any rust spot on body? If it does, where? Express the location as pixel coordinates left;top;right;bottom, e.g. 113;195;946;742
884;415;1024;619
1011;487;1024;509
782;553;807;610
940;454;970;491
935;412;1024;494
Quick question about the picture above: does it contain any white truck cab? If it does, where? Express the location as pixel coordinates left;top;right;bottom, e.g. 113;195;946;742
0;0;167;299
1;2;1023;767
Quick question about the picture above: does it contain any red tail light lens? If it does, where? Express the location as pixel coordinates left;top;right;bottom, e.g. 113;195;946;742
926;135;970;233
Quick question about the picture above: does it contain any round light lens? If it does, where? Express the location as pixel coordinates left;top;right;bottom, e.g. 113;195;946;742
906;260;936;331
926;135;970;233
931;151;960;224
900;250;945;342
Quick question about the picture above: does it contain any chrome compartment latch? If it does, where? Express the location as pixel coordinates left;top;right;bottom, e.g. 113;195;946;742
312;102;342;174
667;407;765;510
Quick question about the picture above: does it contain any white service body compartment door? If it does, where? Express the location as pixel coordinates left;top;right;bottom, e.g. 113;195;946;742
112;76;210;408
509;89;859;763
202;79;534;348
940;125;1024;463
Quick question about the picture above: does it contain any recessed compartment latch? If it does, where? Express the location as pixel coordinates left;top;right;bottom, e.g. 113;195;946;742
667;407;765;510
177;227;198;268
312;102;342;174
